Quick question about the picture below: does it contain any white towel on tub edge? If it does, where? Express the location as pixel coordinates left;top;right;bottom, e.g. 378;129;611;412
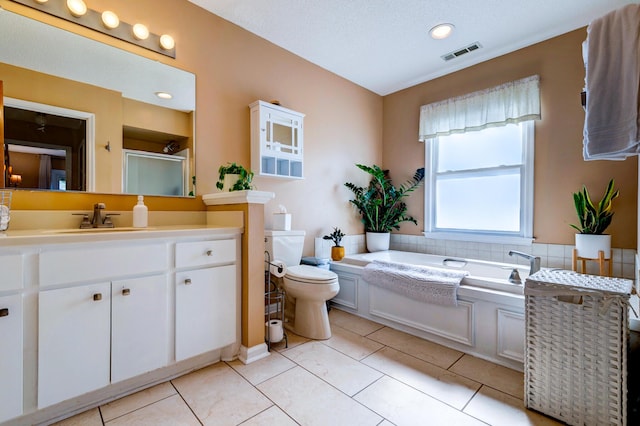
362;260;468;307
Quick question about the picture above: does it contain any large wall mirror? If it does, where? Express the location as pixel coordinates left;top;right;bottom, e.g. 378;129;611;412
0;9;196;196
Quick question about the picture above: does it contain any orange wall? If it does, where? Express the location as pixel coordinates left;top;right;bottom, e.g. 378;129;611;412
383;29;637;248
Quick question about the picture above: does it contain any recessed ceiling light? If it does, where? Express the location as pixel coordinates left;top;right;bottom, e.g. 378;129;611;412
430;23;454;40
155;92;173;100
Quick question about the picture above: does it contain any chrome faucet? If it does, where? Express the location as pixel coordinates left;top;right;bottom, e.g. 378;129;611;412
508;250;541;274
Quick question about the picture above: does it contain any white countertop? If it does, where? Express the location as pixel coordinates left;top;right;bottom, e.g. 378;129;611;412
0;225;243;247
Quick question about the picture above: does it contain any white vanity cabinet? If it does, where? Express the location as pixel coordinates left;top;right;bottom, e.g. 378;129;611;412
175;239;238;361
0;253;24;423
111;275;170;383
0;293;23;423
37;242;170;408
2;227;241;424
38;275;171;407
250;100;305;179
38;283;112;409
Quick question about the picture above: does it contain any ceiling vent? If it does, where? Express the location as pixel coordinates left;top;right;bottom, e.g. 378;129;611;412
441;42;482;61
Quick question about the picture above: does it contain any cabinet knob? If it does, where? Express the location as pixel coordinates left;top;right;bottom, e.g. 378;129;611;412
0;308;8;317
122;288;131;296
184;278;192;285
93;293;102;301
206;250;213;256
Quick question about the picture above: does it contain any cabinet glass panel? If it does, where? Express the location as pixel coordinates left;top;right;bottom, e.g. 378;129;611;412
291;161;303;178
277;159;290;176
262;156;276;174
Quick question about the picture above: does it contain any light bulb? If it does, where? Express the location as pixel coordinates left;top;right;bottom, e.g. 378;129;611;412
155;92;173;100
159;34;175;50
34;0;49;4
430;23;454;40
132;23;149;40
101;11;120;29
66;0;87;17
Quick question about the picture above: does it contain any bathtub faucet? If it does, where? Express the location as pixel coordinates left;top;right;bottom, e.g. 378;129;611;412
508;250;541;274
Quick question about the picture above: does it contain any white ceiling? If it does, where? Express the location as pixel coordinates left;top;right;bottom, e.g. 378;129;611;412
189;0;634;95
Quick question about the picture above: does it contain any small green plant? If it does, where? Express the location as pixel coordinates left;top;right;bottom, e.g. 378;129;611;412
323;227;345;247
345;164;425;232
216;162;254;191
570;179;619;234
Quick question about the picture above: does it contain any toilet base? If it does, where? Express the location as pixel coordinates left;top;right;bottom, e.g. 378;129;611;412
289;299;332;340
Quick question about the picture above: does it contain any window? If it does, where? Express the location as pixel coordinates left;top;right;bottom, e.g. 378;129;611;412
424;121;534;244
418;75;540;244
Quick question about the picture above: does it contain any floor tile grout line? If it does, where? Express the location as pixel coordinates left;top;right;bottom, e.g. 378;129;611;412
169;380;204;426
99;393;183;425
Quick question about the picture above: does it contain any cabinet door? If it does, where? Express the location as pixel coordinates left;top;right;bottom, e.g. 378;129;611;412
0;294;23;422
111;275;170;383
175;265;237;361
38;283;111;408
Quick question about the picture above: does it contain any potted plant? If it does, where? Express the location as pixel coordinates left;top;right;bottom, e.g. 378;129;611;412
570;178;619;259
216;162;254;192
345;164;425;252
323;227;346;261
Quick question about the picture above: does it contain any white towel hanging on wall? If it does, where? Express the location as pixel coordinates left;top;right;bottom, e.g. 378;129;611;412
583;4;640;160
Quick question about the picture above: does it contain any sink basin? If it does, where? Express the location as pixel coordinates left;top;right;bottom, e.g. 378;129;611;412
46;227;153;234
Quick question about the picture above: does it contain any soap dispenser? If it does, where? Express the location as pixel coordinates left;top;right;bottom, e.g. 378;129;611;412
133;195;148;228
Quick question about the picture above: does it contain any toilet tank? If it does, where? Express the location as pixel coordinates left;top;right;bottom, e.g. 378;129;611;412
265;230;306;267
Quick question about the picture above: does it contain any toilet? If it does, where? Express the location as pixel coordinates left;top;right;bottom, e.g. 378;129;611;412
265;230;340;339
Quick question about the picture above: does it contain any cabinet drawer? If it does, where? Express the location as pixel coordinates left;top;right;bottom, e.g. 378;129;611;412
0;254;23;292
175;239;236;269
40;243;167;287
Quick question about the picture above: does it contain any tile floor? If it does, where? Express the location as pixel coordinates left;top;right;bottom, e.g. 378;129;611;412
53;309;562;426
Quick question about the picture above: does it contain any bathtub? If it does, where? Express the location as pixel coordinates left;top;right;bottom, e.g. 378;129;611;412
329;250;530;370
339;250;530;295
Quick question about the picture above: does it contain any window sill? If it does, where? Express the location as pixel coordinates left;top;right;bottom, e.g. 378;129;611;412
423;231;534;246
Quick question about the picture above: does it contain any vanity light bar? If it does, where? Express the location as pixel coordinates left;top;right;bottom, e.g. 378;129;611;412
9;0;176;58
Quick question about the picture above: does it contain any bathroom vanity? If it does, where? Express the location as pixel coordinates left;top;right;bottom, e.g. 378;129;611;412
0;226;241;425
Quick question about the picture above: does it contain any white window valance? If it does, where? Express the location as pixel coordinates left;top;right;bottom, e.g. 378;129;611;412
418;75;541;141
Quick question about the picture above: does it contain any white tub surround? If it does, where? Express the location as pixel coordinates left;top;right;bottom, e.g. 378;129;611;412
330;251;527;371
0;225;242;425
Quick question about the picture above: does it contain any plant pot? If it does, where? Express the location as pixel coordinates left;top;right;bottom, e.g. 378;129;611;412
366;232;390;252
331;246;345;261
222;174;240;191
575;233;611;259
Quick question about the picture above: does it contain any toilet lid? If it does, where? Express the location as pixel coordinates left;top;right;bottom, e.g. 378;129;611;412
287;265;338;284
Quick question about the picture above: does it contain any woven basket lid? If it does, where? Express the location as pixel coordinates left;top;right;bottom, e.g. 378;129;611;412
525;269;632;296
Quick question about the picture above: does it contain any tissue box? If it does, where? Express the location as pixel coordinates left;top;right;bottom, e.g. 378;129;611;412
273;213;291;231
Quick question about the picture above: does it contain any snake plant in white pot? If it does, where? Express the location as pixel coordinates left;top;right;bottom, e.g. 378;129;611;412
570;179;619;259
345;164;425;252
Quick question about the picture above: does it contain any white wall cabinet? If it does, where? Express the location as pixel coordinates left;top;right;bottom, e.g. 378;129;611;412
38;282;112;408
0;293;23;423
250;100;304;179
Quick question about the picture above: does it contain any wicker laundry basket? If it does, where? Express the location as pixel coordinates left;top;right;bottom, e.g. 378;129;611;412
524;269;632;426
